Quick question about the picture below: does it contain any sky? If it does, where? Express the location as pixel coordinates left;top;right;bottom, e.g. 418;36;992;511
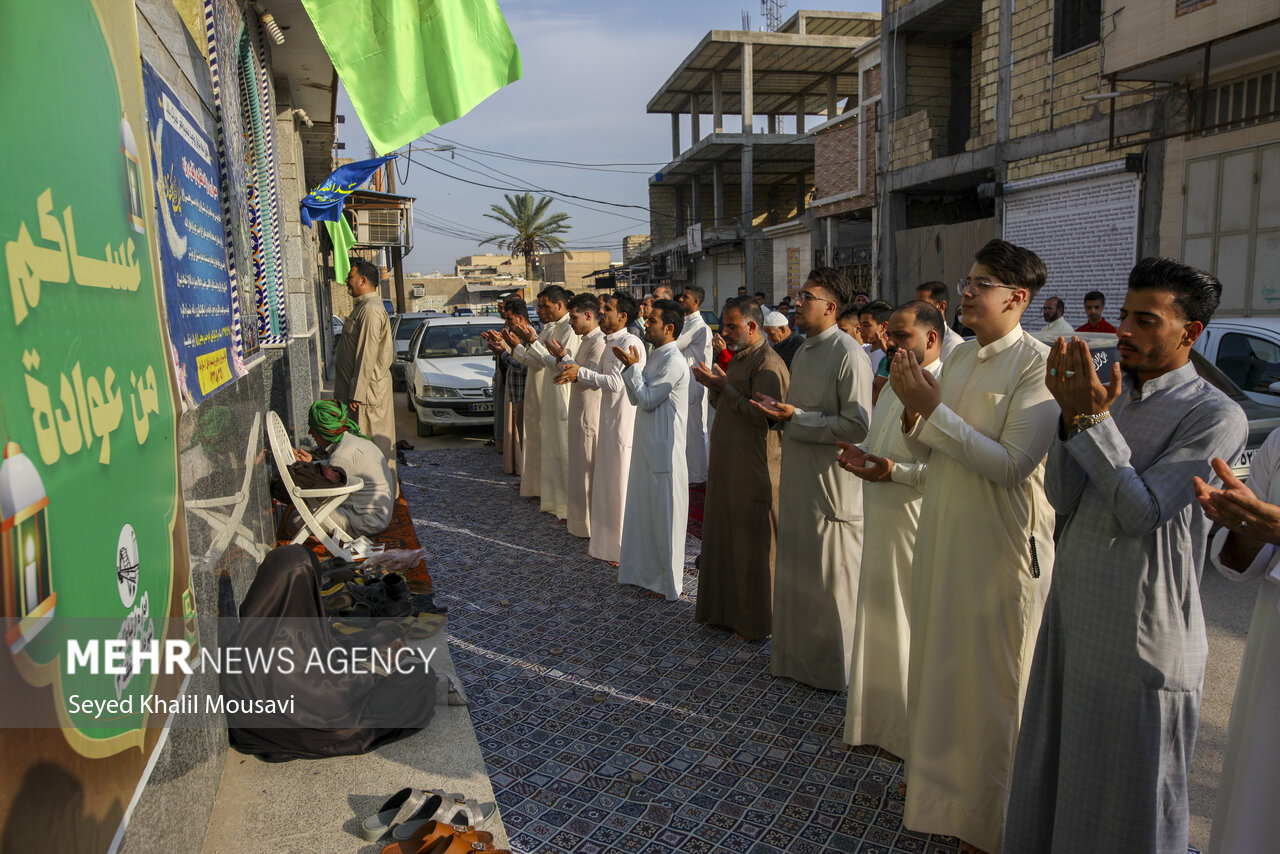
334;0;879;276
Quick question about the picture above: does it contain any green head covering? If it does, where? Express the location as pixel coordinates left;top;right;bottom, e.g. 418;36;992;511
307;400;368;444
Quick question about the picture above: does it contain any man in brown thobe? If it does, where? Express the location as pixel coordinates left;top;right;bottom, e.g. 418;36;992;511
335;257;396;480
692;297;789;640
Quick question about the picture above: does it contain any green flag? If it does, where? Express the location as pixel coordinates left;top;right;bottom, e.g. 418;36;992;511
325;216;357;283
301;0;522;155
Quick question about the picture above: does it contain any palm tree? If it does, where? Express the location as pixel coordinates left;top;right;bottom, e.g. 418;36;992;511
480;193;572;283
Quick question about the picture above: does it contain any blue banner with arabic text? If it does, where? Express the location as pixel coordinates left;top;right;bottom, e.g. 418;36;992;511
142;60;242;406
299;155;396;226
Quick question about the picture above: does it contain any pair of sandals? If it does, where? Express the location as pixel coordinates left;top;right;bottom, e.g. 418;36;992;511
360;788;498;846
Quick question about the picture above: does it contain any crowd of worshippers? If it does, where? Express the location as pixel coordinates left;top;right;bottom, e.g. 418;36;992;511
481;238;1280;854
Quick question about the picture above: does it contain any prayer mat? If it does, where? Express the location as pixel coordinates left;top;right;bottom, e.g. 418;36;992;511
276;492;433;592
687;482;705;541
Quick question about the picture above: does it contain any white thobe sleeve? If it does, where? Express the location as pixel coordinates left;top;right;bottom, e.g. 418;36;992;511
906;357;1058;488
623;357;680;411
888;459;927;492
788;354;871;445
512;343;541;371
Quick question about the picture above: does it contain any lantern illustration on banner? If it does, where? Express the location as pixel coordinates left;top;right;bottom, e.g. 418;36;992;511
121;111;145;233
1;441;56;655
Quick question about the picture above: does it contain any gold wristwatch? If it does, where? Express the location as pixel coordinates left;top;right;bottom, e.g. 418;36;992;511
1073;411;1111;430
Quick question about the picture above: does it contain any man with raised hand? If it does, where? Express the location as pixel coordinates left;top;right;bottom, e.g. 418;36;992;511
510;285;578;520
549;293;607;539
616;299;688;600
557;292;645;565
890;239;1058;854
838;300;944;764
752;267;872;691
675;284;713;484
693;296;789;641
1006;259;1246;854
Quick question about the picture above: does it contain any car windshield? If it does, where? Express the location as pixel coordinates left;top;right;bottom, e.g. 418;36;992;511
396;316;427;341
418;323;503;358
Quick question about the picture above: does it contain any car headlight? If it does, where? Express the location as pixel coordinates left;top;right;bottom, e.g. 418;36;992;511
421;385;461;398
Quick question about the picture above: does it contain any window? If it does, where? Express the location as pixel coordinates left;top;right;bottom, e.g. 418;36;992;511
1216;333;1280;394
1054;0;1101;57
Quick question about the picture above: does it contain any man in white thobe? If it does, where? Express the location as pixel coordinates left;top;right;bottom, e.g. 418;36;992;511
616;299;688;600
511;286;578;520
558;292;645;564
549;293;607;539
890;239;1059;854
837;301;945;762
675;285;712;484
753;268;872;692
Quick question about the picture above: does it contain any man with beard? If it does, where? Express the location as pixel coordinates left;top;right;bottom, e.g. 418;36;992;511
692;297;790;640
550;293;608;538
335;257;396;478
838;300;944;763
616;299;689;600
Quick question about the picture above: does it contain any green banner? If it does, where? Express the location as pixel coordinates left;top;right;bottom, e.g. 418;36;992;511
301;0;523;154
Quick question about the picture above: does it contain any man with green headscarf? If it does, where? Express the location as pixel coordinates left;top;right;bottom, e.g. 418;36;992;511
294;400;394;537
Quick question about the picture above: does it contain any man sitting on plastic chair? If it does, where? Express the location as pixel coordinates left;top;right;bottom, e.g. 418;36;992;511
293;401;394;538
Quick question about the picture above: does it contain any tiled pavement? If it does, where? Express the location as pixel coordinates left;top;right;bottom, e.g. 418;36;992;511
399;447;963;854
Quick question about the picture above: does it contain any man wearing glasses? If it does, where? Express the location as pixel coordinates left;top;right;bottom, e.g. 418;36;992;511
888;239;1059;853
752;268;873;691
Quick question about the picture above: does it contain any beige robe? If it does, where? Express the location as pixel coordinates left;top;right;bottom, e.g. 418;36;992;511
843;359;942;761
772;325;873;691
695;337;789;640
335;292;396;478
901;327;1057;853
517;313;578;519
517;343;543;498
565;327;606;538
579;329;645;563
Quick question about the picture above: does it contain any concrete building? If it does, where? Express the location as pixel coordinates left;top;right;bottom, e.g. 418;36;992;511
539;249;613;290
640;11;879;308
879;0;1164;322
1102;2;1279;316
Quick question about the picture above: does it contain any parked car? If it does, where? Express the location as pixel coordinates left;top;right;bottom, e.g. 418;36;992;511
390;311;435;391
1191;317;1280;406
331;315;344;339
407;317;504;436
451;306;475;317
1033;329;1280;478
700;309;720;333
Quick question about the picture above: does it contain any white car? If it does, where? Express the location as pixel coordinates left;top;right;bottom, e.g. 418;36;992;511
406;317;504;436
1192;317;1280;406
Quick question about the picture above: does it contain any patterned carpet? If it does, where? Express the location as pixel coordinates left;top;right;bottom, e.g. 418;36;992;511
398;448;963;854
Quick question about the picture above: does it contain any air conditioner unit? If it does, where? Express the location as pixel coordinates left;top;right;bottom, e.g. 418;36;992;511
353;209;402;246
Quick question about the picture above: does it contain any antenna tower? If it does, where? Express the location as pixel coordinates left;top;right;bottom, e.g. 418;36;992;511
761;0;786;31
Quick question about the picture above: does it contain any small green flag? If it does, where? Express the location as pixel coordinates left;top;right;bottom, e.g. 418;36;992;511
301;0;522;155
325;216;357;283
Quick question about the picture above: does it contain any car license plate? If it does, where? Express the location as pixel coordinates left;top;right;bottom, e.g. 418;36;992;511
469;402;494;413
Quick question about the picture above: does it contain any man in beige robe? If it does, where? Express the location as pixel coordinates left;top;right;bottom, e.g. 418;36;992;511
334;257;396;479
837;300;945;762
890;239;1059;853
504;298;548;497
752;268;872;692
550;293;607;538
559;293;646;564
693;297;789;641
512;286;577;520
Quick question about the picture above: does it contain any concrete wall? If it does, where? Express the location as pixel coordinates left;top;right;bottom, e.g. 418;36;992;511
540;250;613;289
1103;0;1279;76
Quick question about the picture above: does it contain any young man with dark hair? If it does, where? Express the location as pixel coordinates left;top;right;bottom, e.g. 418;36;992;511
335;255;396;478
1006;258;1247;854
675;284;712;484
890;238;1058;853
859;299;895;401
615;298;688;599
752;268;872;691
1076;289;1116;333
914;280;965;358
510;286;578;519
549;293;607;539
558;292;646;564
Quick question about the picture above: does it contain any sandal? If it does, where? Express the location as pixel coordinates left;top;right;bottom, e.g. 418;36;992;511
360;788;434;842
388;791;449;841
391;792;497;840
402;612;447;640
379;820;494;854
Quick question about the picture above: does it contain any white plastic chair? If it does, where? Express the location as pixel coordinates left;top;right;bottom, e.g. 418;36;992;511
186;411;265;569
265;410;364;560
